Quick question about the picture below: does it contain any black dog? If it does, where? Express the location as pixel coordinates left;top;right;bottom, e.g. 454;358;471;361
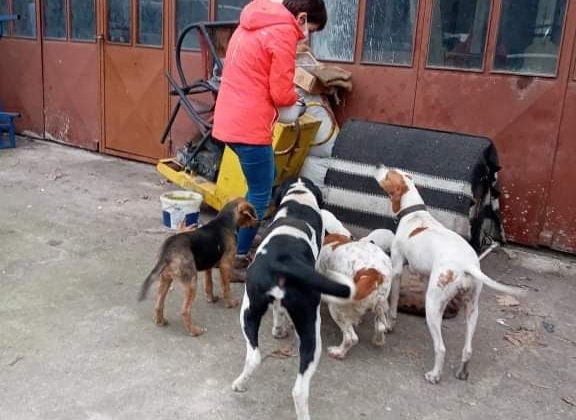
231;178;374;420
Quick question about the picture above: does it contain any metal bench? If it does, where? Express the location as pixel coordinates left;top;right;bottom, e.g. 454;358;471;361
0;107;19;149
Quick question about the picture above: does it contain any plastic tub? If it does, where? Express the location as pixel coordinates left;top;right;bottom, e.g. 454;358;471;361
160;190;203;230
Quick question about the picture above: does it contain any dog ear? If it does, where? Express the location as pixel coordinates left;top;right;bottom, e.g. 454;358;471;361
389;187;405;214
302;178;324;208
271;177;300;208
383;170;408;214
271;186;282;209
265;183;288;220
236;201;258;227
241;203;258;221
271;182;287;209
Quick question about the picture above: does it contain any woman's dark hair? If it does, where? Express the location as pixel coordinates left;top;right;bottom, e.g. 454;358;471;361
283;0;327;31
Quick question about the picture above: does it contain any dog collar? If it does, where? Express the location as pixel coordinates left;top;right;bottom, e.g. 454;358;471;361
396;204;427;221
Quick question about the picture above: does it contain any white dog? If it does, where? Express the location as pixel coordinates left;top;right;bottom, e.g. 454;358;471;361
374;165;524;384
318;212;394;359
360;228;395;251
233;179;369;420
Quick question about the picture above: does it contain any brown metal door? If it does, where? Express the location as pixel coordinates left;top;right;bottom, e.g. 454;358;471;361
413;0;575;247
42;0;100;150
102;0;168;161
0;0;43;135
541;31;576;253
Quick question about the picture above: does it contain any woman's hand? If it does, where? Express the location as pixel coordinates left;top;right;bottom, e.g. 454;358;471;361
297;43;311;53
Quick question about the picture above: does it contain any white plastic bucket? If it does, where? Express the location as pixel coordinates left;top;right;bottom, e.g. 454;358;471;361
160;190;203;230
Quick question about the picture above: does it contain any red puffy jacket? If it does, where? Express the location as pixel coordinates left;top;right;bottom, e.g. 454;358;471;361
212;0;304;145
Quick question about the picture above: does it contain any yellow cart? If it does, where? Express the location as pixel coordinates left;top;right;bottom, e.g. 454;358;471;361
157;114;321;211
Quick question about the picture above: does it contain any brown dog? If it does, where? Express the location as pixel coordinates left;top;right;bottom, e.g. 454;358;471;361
138;198;257;336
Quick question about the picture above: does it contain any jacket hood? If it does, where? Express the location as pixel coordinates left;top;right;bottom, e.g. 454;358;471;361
239;0;304;36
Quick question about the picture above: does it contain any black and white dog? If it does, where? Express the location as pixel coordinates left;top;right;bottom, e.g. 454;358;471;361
232;178;362;420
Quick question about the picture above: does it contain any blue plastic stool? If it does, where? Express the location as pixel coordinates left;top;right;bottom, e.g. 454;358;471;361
1;15;21;149
0;111;19;149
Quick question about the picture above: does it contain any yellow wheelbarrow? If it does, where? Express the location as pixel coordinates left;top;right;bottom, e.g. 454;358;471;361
157;114;321;211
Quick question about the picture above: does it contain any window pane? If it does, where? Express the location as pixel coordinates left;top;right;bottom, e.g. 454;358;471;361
108;0;131;43
312;0;358;62
13;0;36;38
427;0;491;70
0;0;8;36
44;0;66;39
0;0;8;15
362;0;418;65
176;0;208;49
216;0;249;21
1;1;8;38
494;0;566;76
71;0;95;40
138;0;163;46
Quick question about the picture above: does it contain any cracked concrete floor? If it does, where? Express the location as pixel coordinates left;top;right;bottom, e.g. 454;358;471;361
1;138;575;420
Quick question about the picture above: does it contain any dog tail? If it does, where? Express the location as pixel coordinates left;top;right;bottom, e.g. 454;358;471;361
138;260;166;302
466;266;526;296
269;255;353;298
269;255;379;302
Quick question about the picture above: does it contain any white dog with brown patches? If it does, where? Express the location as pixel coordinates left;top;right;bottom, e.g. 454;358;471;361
318;234;393;359
317;211;393;359
374;165;524;384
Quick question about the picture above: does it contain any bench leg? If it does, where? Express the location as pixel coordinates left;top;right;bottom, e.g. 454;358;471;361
8;121;15;148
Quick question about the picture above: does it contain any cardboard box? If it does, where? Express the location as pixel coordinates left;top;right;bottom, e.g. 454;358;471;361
294;67;322;94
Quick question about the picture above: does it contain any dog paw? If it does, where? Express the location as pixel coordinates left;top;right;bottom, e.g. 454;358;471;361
383;317;397;333
186;326;207;337
455;368;469;381
372;333;386;347
327;346;347;360
154;317;168;327
224;298;239;309
424;371;441;385
376;320;391;335
206;295;219;304
232;380;248;393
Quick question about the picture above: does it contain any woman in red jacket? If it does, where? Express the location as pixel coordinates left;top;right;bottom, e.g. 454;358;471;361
213;0;327;271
